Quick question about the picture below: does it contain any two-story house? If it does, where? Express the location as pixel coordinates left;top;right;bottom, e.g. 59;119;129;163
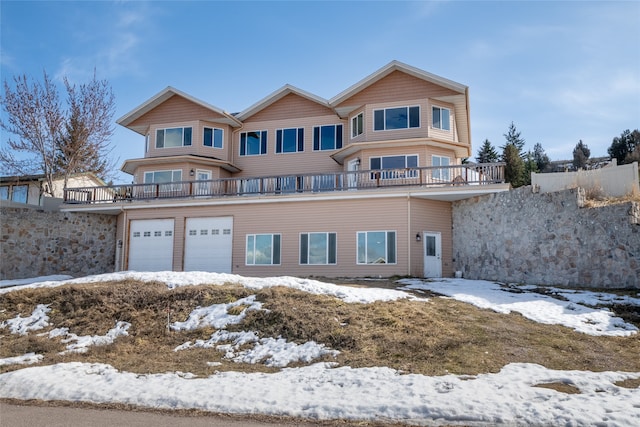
63;61;508;278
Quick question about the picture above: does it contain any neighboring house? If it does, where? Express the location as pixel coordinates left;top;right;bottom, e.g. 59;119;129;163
62;61;509;278
1;172;105;208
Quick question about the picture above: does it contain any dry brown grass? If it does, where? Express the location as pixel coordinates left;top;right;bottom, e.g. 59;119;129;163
1;279;639;380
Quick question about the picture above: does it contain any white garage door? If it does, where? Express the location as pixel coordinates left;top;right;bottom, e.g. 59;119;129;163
184;217;233;273
128;219;175;271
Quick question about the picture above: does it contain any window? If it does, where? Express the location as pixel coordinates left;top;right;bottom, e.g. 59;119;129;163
133;232;141;238
204;127;223;148
0;186;9;200
313;125;343;151
143;170;183;192
300;232;337;265
374;106;419;131
143;231;151;237
246;234;281;265
189;230;197;236
351;112;363;138
156;127;192;148
276;128;304;153
357;231;396;264
11;185;28;203
240;131;267;156
370;155;418;179
154;231;162;237
431;155;451;181
432;106;451;131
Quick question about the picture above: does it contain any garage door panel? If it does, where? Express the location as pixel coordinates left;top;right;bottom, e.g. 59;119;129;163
184;217;232;273
129;219;174;271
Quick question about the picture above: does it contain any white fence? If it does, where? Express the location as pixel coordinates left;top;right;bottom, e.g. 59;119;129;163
531;161;639;197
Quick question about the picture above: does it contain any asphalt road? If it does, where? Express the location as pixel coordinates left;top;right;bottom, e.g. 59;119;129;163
0;402;339;427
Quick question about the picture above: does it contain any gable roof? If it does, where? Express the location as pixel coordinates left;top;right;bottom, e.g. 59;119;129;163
236;84;330;121
117;87;242;134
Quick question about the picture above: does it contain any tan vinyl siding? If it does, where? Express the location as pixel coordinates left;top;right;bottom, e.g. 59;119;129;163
119;195;454;278
130;95;227;130
246;93;335;122
336;71;459;108
232;115;346;177
410;198;452;277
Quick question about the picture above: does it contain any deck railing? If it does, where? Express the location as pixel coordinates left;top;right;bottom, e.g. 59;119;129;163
63;163;505;205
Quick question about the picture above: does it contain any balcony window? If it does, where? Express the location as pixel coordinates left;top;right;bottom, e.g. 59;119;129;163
431;155;451;181
432;106;451;131
313;125;343;151
370;155;418;179
240;131;267;156
143;170;182;192
276;128;304;153
204;127;223;148
373;106;419;131
156;127;192;148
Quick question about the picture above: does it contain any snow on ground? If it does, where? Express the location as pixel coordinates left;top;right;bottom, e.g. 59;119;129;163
399;278;639;337
0;271;418;303
0;304;51;335
0;353;43;367
1;272;639;425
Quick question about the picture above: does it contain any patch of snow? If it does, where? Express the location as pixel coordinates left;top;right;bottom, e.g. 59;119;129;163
0;275;73;289
0;353;43;367
0;362;638;425
1;304;51;335
170;295;263;331
399;278;638;337
59;321;131;354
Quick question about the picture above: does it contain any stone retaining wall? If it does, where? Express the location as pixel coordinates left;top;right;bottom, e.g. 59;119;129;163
1;207;117;280
452;187;640;289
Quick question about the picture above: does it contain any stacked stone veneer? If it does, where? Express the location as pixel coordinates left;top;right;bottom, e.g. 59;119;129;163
1;207;116;280
452;186;640;289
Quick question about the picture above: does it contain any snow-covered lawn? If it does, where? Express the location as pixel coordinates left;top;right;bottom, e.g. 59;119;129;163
1;272;639;426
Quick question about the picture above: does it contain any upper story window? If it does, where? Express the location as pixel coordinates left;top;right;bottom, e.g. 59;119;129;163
431;155;451;181
204;127;223;148
351;112;363;138
276;128;304;153
373;106;419;131
432;106;451;131
143;170;182;192
313;124;343;151
240;131;267;156
156;127;192;148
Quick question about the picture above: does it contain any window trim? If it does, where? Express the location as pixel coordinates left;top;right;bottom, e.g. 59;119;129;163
299;232;337;265
155;127;192;148
356;230;397;265
203;126;224;149
240;130;268;156
313;124;343;151
276;127;304;154
351;112;364;139
431;106;451;131
373;106;420;131
245;233;281;265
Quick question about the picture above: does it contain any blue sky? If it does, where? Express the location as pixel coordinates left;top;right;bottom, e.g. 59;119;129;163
2;1;639;182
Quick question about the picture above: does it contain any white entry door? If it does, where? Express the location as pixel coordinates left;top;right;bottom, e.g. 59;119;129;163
423;231;442;278
194;169;212;196
184;217;233;273
128;219;174;271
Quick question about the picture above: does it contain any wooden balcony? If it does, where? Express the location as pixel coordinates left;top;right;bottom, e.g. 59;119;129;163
63;163;505;205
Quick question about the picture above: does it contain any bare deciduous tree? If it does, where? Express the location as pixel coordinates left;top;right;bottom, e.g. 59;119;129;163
1;70;116;196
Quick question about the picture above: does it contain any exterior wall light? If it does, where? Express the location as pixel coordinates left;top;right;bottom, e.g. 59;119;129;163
189;169;195;177
416;233;421;242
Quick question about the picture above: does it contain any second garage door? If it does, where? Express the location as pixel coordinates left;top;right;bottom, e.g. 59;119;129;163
184;217;233;273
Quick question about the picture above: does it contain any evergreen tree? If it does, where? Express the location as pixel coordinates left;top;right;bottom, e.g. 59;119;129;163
572;140;591;170
523;150;539;185
532;143;550;172
501;122;525;155
608;129;640;164
476;139;499;163
502;143;525;188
